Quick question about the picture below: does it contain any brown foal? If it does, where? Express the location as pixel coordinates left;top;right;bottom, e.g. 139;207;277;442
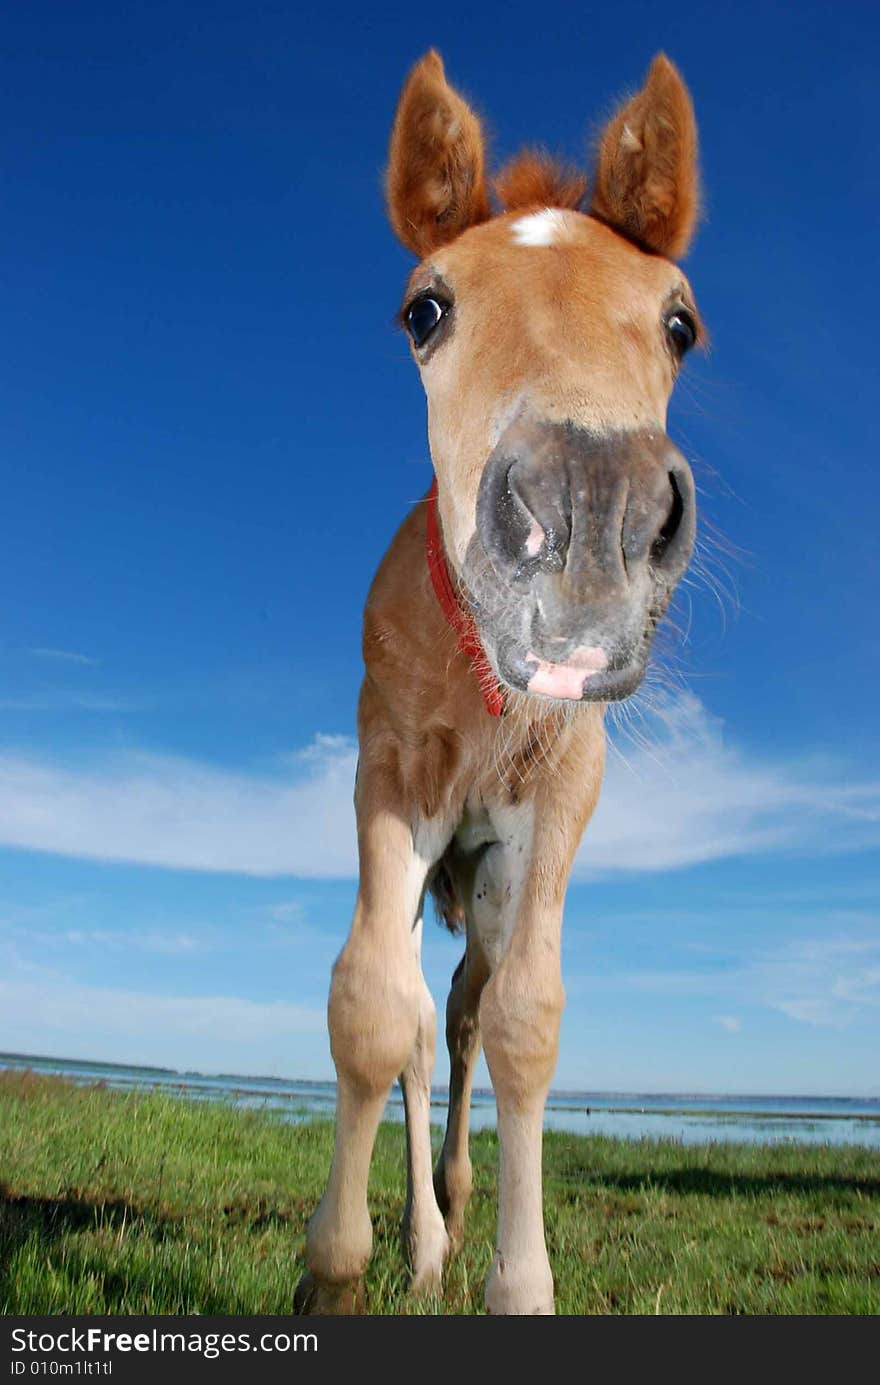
296;49;703;1315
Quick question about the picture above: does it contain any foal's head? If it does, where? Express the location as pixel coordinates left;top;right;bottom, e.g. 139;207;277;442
388;52;703;704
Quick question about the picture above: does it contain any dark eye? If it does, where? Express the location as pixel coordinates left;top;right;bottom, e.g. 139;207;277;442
405;295;447;348
666;309;697;357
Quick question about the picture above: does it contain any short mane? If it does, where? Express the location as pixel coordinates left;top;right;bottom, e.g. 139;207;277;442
493;150;587;212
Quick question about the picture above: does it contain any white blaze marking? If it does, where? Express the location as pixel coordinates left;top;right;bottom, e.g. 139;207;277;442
510;208;569;247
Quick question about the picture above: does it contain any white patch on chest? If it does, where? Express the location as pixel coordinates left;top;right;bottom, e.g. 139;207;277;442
456;801;534;969
410;813;455;928
510;208;569;247
413;814;453;866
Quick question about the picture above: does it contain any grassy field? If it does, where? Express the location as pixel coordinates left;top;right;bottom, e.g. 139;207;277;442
1;1070;878;1315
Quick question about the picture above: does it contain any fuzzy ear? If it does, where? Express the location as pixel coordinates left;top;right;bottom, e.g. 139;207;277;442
386;50;490;258
590;54;700;259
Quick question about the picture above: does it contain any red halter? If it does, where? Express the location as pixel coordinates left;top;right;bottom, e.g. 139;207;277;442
425;478;505;718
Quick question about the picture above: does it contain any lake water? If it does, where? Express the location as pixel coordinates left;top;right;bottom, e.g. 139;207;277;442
3;1051;879;1148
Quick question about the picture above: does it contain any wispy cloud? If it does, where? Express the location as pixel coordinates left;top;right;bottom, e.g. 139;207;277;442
1;977;324;1041
27;648;99;666
0;696;876;878
714;1014;742;1033
575;694;880;877
0;945;327;1074
0;738;358;876
590;933;880;1030
53;928;202;957
755;938;880;1027
268;900;305;923
0;695;141;713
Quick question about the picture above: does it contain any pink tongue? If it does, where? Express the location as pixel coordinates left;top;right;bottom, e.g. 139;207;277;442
526;645;608;700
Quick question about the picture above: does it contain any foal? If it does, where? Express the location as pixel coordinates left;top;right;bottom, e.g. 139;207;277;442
297;50;703;1315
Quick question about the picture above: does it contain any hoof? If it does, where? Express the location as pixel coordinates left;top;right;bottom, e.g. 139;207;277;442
294;1269;365;1315
484;1254;555;1316
407;1264;444;1299
402;1208;451;1297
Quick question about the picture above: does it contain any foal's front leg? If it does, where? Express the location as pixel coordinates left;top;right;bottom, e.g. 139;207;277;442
296;764;449;1314
481;722;605;1315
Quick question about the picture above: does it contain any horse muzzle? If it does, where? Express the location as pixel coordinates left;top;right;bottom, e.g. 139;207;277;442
463;417;696;702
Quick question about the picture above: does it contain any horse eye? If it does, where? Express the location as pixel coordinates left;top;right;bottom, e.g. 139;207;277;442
666;309;697;356
406;296;446;348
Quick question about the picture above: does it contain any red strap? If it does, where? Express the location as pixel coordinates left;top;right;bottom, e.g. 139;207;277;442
425;478;504;717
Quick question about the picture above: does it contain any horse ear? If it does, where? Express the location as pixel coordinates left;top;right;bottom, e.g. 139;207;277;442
590;54;700;259
386;50;491;258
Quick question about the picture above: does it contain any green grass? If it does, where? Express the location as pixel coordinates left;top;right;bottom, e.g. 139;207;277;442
1;1071;878;1315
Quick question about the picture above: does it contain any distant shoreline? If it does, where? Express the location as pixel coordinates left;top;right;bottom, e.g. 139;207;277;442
3;1050;880;1154
1;1050;876;1112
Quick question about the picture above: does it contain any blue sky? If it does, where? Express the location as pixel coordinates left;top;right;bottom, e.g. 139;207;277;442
1;0;878;1094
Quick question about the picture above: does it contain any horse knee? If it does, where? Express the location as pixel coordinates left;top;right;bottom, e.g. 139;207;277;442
328;936;421;1092
480;968;564;1103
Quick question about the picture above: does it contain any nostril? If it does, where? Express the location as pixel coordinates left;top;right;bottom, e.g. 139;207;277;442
506;466;568;576
650;471;685;565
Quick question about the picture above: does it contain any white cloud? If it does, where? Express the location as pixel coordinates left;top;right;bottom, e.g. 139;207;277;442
27;647;99;666
574;694;880;877
588;933;880;1031
268;900;305;923
0;737;358;877
714;1014;742;1033
754;938;880;1027
0;946;328;1075
0;977;323;1040
57;929;202;957
0;696;876;878
0;695;141;712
